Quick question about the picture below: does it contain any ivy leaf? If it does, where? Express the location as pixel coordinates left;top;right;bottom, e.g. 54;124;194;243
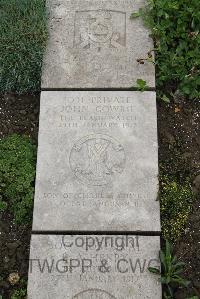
161;94;170;103
136;79;148;91
130;12;140;19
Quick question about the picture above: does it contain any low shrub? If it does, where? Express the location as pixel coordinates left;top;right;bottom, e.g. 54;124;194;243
134;0;200;100
11;288;26;299
10;279;27;299
0;134;36;224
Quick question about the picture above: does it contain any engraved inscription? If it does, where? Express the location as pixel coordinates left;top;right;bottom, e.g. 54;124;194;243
74;10;126;49
70;134;126;186
57;95;137;129
72;289;117;299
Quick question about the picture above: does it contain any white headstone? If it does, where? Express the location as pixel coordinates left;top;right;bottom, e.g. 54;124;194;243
42;0;155;89
32;91;160;232
28;235;162;299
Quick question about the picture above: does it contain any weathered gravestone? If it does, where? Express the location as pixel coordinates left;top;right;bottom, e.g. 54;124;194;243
28;235;161;299
32;91;160;232
42;0;155;89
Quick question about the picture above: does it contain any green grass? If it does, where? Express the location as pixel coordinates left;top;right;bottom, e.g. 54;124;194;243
0;0;48;94
134;0;200;100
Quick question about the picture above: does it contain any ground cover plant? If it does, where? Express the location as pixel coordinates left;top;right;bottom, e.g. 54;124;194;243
160;176;194;242
10;279;27;299
0;94;39;299
132;0;200;100
134;0;200;297
0;134;36;224
0;0;48;93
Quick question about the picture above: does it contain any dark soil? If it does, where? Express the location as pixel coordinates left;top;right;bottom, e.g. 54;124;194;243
0;93;40;298
157;98;200;298
0;93;40;142
0;93;199;298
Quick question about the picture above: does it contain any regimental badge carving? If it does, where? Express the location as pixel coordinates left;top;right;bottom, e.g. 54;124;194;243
72;289;117;299
70;134;126;186
74;10;126;49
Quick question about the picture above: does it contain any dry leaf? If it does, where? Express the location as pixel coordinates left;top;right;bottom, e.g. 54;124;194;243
175;106;181;113
8;272;20;285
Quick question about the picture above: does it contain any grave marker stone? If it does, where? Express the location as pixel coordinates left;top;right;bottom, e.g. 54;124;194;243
32;91;160;232
42;0;155;89
28;235;161;299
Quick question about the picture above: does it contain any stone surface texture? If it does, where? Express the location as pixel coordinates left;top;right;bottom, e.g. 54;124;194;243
32;91;160;231
42;0;155;89
28;235;161;299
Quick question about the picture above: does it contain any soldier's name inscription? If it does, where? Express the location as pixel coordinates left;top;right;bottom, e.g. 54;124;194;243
45;95;140;129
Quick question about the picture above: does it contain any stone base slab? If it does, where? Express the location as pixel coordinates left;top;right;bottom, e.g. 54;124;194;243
28;235;162;299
